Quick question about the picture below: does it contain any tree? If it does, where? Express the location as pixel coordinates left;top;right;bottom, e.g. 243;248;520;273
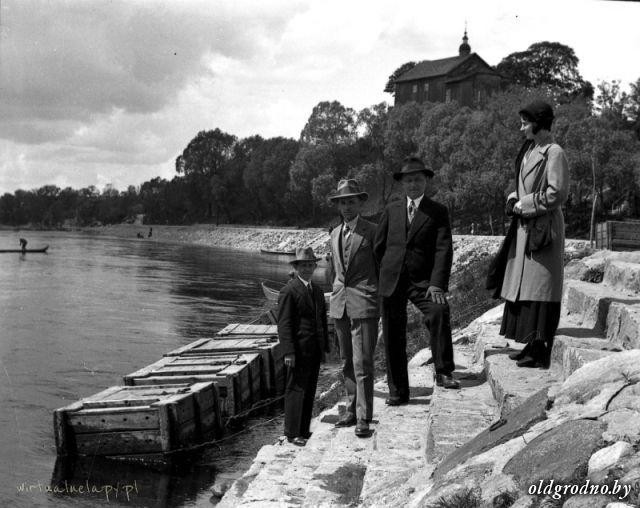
496;42;593;100
300;101;357;146
176;128;237;222
384;61;417;95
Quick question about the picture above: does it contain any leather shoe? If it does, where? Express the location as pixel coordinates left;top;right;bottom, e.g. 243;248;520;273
334;414;357;427
287;436;307;446
355;420;370;437
516;356;536;368
508;351;523;361
385;396;409;406
435;374;460;389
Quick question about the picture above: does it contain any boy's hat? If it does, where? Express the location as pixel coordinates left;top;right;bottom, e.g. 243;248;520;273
289;246;321;265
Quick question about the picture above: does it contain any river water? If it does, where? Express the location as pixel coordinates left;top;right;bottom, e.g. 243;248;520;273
0;230;319;508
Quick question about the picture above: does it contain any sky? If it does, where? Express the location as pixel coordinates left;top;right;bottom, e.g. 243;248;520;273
0;0;639;195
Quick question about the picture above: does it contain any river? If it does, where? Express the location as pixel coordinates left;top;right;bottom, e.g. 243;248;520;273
0;230;324;508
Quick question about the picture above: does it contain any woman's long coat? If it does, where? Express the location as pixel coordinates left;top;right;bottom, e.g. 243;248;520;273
501;135;569;303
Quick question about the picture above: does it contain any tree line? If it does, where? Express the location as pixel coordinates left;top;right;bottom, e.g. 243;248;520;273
2;42;639;237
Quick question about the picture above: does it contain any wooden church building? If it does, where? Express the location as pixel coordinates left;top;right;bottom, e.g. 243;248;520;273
393;31;502;107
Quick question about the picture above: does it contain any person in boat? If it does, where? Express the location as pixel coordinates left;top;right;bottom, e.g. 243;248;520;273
326;179;379;438
374;156;460;403
277;246;330;447
19;238;27;253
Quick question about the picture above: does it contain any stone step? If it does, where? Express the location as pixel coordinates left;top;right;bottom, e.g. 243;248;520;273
550;331;619;380
425;346;498;464
485;353;558;417
605;301;640;350
603;258;640;293
562;279;640;332
359;349;433;504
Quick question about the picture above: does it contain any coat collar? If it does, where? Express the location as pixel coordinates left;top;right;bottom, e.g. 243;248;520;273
331;218;365;272
521;133;554;180
291;277;315;312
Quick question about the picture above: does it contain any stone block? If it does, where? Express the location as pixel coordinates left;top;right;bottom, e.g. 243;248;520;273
603;259;640;294
485;354;557;416
588;441;634;478
606;303;640;350
608;384;640;412
433;388;549;480
563;495;612;507
601;410;640;444
551;334;617;379
504;419;605;487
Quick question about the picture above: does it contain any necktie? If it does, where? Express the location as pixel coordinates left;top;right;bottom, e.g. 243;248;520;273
343;224;352;265
408;200;416;224
307;282;315;307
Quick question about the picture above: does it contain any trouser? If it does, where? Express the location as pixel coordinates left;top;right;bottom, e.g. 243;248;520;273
334;315;378;421
283;353;321;438
381;275;455;399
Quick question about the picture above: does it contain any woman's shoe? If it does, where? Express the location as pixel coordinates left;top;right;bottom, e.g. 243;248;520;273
516;356;537;368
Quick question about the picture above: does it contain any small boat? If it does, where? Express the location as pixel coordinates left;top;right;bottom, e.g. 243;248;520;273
260;248;295;256
261;280;331;306
0;245;49;253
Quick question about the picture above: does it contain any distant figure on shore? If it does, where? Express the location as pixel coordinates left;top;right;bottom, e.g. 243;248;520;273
500;101;569;369
326;179;378;438
277;247;330;447
374;156;460;401
148;227;153;238
19;238;27;253
137;232;144;238
470;222;476;235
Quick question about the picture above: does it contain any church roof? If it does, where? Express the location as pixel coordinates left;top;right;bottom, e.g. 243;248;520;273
394;54;474;83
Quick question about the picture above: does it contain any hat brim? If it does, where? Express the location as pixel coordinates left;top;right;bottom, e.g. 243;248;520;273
328;191;368;202
393;168;434;181
289;257;321;265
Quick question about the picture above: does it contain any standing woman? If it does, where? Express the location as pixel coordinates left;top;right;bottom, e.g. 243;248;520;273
500;101;569;368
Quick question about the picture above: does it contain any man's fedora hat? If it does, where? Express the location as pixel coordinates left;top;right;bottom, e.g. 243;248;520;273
289;246;321;265
393;156;434;181
328;179;368;202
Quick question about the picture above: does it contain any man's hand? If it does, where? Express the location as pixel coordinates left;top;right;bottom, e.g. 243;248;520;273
426;286;447;305
284;354;296;368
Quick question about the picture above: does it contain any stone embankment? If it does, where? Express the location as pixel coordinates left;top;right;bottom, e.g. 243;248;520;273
218;249;640;508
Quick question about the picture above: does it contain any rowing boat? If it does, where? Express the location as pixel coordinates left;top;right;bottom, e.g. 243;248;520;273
0;245;49;253
259;248;295;256
261;280;331;305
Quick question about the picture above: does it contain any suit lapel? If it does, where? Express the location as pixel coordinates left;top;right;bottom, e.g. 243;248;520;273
292;278;314;313
347;224;364;268
407;200;429;243
331;227;345;272
520;143;551;191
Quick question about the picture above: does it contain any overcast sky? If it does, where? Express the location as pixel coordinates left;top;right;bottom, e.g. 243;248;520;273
0;0;638;195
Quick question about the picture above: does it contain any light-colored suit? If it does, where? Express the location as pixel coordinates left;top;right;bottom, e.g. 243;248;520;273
328;217;379;421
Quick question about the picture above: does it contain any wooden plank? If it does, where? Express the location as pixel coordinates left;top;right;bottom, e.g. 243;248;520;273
75;429;163;455
68;408;159;433
165;338;210;357
217;324;278;336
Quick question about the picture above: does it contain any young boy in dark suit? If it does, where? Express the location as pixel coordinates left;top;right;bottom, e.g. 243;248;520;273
277;247;330;446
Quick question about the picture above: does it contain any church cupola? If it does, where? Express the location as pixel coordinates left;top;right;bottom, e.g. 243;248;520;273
459;29;471;56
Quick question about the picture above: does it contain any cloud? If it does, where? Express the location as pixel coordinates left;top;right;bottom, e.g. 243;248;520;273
0;0;305;144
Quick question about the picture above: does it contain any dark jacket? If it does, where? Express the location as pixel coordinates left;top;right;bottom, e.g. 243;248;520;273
277;277;330;358
374;196;453;297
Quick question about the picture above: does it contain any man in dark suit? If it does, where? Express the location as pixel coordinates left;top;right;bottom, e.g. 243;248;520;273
326;179;379;437
374;157;460;404
278;247;330;446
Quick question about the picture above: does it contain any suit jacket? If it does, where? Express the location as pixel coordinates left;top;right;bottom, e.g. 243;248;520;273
374;196;453;298
327;217;379;320
277;277;330;359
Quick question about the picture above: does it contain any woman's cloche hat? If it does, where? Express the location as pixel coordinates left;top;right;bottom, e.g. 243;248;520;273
289;246;321;265
328;179;368;202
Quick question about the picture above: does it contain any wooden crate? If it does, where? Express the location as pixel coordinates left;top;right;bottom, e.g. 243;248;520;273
124;354;261;417
217;323;278;336
596;221;640;251
165;336;284;396
53;383;220;458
